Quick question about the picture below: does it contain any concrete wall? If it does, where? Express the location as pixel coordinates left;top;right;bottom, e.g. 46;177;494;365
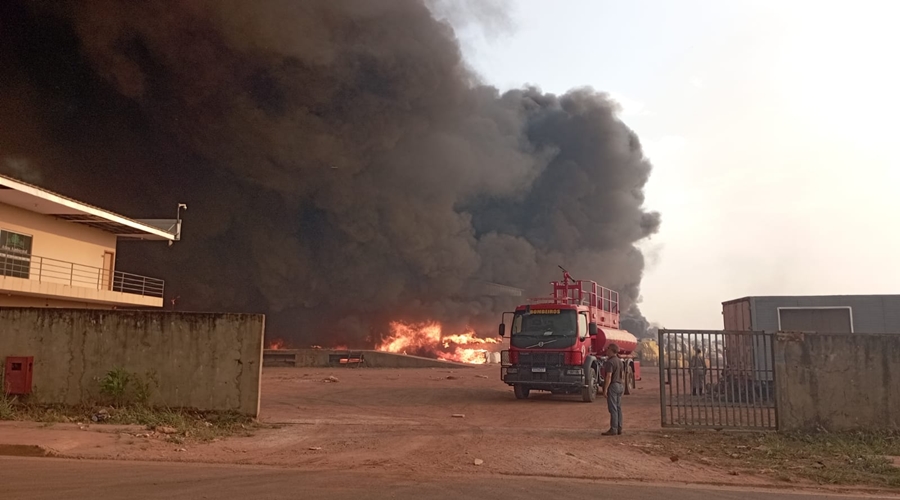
0;309;264;416
0;278;162;308
263;349;474;369
774;331;900;431
0;295;114;309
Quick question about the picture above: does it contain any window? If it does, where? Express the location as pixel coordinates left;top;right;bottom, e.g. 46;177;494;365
778;307;853;333
578;313;588;339
509;309;579;349
0;229;33;279
511;310;576;336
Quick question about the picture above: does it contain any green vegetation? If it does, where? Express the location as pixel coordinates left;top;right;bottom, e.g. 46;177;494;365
652;430;900;488
97;367;159;407
0;368;257;443
0;394;16;420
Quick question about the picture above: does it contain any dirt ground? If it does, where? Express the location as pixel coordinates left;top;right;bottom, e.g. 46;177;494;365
0;365;759;483
8;458;900;500
0;364;894;495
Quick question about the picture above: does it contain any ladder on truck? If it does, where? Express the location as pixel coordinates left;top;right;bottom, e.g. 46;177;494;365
527;268;620;329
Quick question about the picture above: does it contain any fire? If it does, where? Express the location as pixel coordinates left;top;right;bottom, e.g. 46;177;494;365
268;338;285;350
376;321;500;364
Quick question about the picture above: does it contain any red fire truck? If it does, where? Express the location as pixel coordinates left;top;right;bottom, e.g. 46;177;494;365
498;268;640;401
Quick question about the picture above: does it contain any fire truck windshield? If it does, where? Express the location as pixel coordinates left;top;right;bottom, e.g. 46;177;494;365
510;310;578;349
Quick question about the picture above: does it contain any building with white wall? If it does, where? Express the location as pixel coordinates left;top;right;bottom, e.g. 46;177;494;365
0;174;182;309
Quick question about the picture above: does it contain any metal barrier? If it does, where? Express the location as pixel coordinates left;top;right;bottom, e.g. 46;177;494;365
0;252;165;299
658;329;777;429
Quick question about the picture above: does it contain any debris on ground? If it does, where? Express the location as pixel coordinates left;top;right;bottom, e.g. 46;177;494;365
451;414;465;418
155;426;178;435
323;376;339;383
475;375;489;379
91;409;110;422
309;447;323;451
446;376;458;380
474;458;484;466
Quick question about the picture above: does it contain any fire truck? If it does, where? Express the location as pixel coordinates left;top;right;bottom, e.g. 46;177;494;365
498;268;640;402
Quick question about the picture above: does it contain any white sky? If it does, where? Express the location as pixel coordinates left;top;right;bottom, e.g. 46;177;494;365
455;1;900;329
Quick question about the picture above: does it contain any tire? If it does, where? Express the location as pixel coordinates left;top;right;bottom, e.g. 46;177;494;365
514;384;530;399
581;366;597;402
624;365;634;395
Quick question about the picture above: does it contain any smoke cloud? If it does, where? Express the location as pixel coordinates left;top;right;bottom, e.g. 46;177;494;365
0;0;660;345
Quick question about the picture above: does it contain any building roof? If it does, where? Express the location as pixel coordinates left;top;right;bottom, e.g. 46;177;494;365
723;294;900;305
0;173;179;241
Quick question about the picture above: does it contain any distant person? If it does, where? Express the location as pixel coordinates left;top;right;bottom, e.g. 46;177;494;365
601;343;625;436
690;347;707;396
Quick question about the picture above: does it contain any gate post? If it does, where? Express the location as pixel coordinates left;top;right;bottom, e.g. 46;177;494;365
658;328;666;427
771;331;784;431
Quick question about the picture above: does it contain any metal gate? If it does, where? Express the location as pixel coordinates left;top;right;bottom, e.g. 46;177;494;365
658;329;777;429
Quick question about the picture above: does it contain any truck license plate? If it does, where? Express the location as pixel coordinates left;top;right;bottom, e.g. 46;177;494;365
531;367;546;373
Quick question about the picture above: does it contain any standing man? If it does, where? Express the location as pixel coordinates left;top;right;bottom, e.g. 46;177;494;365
601;343;625;436
690;347;707;396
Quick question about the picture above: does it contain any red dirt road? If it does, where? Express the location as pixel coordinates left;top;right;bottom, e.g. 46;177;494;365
5;457;899;500
0;365;763;486
0;366;892;498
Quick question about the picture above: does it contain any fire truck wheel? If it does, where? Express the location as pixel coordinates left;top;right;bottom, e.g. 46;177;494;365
624;365;634;395
581;366;597;402
514;385;530;399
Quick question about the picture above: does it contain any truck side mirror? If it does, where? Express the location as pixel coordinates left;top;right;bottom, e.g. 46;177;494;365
498;323;506;337
589;322;598;336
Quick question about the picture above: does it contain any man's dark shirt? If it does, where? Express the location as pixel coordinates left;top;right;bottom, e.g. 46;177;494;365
603;356;624;384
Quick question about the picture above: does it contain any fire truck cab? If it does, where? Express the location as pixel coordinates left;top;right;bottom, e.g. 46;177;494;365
498;270;639;402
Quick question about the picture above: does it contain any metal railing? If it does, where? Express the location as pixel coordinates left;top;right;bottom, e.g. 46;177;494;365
0;252;165;299
658;329;777;430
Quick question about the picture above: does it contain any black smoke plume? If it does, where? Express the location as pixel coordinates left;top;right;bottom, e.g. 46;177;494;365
0;0;660;346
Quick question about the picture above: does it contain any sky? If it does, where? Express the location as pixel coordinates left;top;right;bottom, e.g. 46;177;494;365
452;0;900;330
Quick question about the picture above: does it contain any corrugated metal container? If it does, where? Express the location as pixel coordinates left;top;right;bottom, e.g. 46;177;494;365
722;298;770;381
722;295;900;382
722;295;900;334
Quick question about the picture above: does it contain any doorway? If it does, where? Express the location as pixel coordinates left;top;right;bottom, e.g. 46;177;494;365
102;251;115;290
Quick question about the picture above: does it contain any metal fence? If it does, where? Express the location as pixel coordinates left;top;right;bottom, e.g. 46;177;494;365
658;329;777;429
0;252;165;299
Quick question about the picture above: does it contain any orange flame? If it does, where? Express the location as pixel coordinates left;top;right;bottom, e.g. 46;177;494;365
268;338;286;350
376;321;499;364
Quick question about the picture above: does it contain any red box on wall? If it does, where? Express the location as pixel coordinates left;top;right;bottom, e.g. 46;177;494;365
4;356;34;395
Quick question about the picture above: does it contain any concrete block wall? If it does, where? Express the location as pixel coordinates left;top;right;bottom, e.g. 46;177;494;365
774;331;900;431
0;309;264;416
263;349;474;369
